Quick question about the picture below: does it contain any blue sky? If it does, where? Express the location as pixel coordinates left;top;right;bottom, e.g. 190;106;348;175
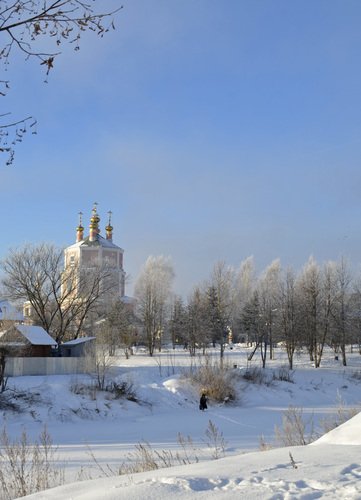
1;0;361;296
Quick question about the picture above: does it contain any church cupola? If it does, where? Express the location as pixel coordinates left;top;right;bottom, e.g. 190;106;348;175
105;211;113;241
76;211;84;242
89;202;100;242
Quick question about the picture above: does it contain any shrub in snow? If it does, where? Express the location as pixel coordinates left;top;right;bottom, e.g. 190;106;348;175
87;422;226;477
272;366;294;383
240;367;271;385
241;366;294;385
0;392;21;413
0;426;64;499
319;392;358;434
70;377;137;403
88;433;200;477
204;419;227;459
274;405;315;446
258;434;273;451
105;380;137;402
69;379;97;400
182;359;237;403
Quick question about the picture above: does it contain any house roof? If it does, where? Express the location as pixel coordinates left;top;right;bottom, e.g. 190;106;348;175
15;325;57;346
61;336;96;346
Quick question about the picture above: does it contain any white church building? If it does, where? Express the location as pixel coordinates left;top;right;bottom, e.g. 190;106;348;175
63;203;126;299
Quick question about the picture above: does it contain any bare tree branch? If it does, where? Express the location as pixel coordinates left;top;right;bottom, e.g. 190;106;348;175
0;1;122;164
1;243;118;343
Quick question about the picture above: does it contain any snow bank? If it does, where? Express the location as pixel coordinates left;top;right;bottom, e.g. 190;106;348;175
312;411;361;446
25;443;361;499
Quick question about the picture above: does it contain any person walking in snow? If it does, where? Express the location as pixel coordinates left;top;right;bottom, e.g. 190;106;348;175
199;393;208;411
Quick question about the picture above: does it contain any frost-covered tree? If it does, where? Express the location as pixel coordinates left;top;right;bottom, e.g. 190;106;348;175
241;289;263;360
134;256;174;356
233;256;255;342
297;257;339;368
297;256;322;365
332;258;352;366
101;299;137;358
349;276;361;354
257;259;281;366
185;286;210;356
206;261;234;363
279;267;299;369
169;295;187;349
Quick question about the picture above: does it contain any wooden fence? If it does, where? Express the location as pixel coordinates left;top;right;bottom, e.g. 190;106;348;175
4;356;95;377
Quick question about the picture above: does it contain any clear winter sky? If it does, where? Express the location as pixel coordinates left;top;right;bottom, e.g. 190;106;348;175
1;0;361;297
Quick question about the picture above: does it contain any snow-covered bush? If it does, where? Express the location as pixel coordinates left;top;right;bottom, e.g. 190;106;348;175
182;360;237;403
240;367;271;385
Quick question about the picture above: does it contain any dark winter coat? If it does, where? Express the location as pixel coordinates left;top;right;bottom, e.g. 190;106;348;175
199;394;208;410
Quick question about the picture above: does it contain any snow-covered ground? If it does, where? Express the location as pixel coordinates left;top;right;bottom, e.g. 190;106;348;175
2;345;361;499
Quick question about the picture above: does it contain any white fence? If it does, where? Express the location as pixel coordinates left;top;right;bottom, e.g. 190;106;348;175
5;357;95;377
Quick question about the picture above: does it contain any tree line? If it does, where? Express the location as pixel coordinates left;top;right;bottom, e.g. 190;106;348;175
1;244;361;369
134;255;361;369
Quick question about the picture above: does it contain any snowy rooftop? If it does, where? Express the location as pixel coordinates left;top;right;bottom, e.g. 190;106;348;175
61;337;96;346
67;235;123;251
16;325;57;346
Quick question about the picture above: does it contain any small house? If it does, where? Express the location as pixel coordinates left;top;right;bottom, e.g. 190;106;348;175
59;337;96;358
0;324;57;357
